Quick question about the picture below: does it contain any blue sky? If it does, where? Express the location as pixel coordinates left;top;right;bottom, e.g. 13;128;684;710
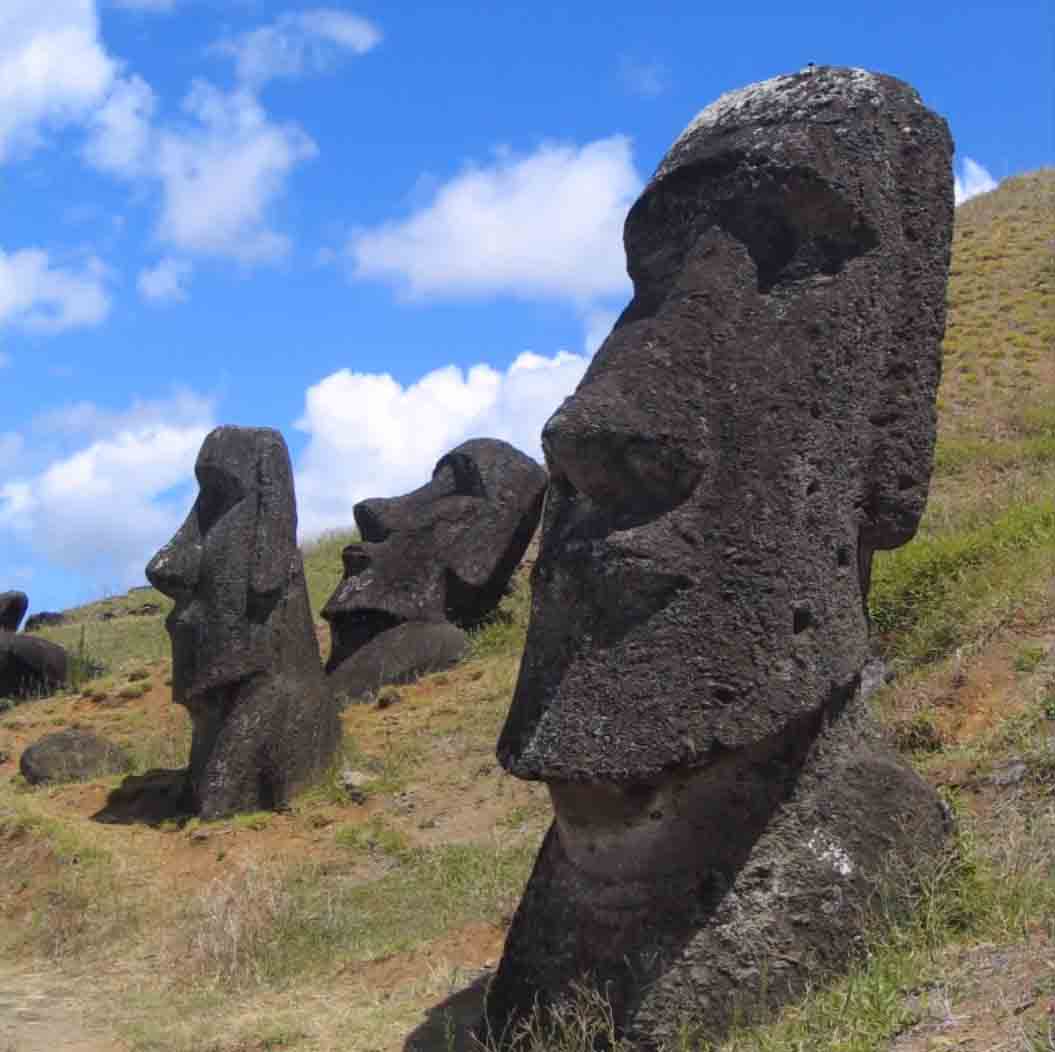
1;0;1051;616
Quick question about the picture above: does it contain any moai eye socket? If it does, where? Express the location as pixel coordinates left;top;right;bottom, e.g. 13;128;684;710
194;464;246;536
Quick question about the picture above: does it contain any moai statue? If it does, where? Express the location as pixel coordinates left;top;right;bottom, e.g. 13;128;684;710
483;67;954;1048
323;438;547;700
147;426;339;819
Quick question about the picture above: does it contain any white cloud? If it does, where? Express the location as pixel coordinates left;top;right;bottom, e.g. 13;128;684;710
215;8;382;86
0;248;110;332
0;351;10;368
618;58;669;99
156;82;318;262
83;73;156;177
0;0;117;162
138;258;193;303
0;391;214;590
294;350;587;536
349;137;641;305
955;156;999;205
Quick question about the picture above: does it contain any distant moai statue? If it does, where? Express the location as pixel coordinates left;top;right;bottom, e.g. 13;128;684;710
483;67;954;1048
147;426;339;819
323;438;547;700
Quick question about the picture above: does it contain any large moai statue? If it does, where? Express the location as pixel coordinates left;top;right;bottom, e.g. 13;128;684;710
483;67;954;1047
323;438;547;699
147;426;340;819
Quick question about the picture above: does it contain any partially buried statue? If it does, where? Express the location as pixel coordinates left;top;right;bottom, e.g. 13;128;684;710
483;67;954;1047
323;438;547;700
147;426;339;819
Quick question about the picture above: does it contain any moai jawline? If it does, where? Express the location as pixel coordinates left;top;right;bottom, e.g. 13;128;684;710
484;67;954;1048
147;426;339;819
323;438;546;699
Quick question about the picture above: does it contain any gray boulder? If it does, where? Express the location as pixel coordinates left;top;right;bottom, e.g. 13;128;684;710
146;426;340;819
484;66;954;1048
0;592;27;632
20;729;130;785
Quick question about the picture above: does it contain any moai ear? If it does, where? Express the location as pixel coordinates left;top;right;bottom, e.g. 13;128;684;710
860;138;952;554
247;431;297;622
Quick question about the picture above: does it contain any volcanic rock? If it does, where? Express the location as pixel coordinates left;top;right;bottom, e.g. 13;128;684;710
0;632;67;698
24;611;64;632
0;592;27;632
20;729;130;785
323;438;545;692
484;65;954;1048
146;426;340;819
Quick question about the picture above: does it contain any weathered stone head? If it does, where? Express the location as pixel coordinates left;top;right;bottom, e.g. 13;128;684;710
0;592;28;632
484;67;954;1046
147;426;339;818
323;438;546;696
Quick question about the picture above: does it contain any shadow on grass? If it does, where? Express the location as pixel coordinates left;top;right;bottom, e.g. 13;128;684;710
93;768;193;826
404;970;491;1051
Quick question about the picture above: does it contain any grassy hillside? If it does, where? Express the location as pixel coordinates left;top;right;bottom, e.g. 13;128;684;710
1;171;1053;1052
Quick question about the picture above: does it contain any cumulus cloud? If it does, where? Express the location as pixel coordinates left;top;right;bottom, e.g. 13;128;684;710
215;8;382;86
0;390;214;590
155;82;318;262
137;257;193;303
349;137;641;305
0;0;117;162
0;249;110;332
295;350;589;536
83;73;156;177
955;156;999;205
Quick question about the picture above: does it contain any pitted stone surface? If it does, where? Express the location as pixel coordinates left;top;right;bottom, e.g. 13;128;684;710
0;591;28;632
484;66;954;1048
146;426;339;819
323;438;545;692
0;632;67;698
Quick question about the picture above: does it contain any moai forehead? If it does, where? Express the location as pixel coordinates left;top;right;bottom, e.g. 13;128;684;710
498;66;954;782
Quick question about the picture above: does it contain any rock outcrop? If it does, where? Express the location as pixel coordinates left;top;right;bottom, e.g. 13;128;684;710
483;66;954;1048
20;729;129;785
146;426;340;819
0;592;27;632
0;633;67;698
323;438;546;700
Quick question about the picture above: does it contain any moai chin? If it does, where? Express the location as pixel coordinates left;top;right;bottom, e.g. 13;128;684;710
484;66;954;1048
147;426;339;819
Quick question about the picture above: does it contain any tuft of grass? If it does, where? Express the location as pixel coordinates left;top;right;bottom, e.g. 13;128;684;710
300;528;358;618
869;500;1055;668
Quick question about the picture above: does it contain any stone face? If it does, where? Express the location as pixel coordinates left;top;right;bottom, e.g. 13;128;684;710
484;66;954;1047
0;633;67;698
20;729;129;785
0;592;28;632
323;438;546;691
146;426;340;819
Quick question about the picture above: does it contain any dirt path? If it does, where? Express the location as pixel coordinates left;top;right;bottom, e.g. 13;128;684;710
0;965;122;1052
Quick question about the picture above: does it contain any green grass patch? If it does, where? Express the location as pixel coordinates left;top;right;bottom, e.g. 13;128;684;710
869;500;1055;667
